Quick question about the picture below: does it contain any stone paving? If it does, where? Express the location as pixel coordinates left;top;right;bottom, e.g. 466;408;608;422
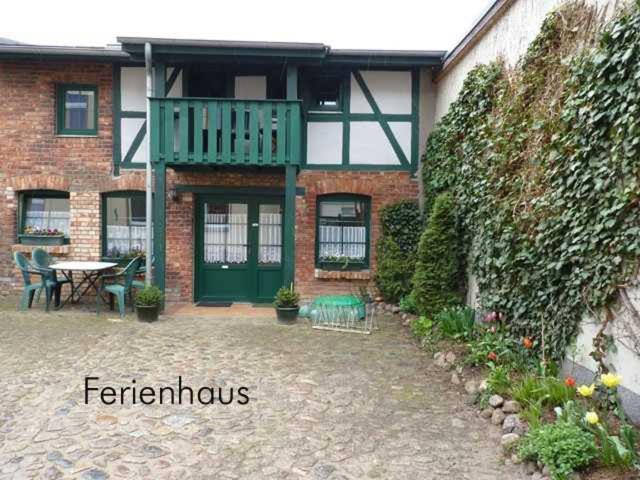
0;305;523;479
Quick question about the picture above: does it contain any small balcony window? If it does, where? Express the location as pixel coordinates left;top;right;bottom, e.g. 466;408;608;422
56;84;97;135
309;74;343;112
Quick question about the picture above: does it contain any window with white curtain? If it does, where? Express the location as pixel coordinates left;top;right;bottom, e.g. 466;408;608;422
316;195;369;268
21;192;70;236
103;193;146;258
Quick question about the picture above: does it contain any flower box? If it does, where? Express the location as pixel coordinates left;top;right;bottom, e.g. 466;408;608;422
318;259;367;271
18;234;65;246
102;256;146;269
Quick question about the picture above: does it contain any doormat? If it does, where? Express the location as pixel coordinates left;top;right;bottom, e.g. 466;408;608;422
196;302;233;307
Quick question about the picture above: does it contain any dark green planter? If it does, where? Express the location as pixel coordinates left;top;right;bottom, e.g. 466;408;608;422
318;261;366;271
136;304;160;322
18;234;65;246
275;306;299;324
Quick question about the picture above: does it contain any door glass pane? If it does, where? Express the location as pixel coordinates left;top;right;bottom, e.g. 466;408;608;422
259;204;282;265
204;202;248;264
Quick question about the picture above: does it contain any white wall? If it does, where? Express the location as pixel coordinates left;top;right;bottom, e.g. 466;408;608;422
432;0;637;400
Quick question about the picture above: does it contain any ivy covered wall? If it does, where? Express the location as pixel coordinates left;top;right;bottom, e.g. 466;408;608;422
423;0;640;365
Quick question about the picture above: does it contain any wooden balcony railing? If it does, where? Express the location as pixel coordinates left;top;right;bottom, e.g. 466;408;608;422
150;98;301;166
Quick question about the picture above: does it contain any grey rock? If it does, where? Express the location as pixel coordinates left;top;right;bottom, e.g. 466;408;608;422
491;408;506;425
524;461;537;475
81;469;108;480
451;373;461;385
542;465;550;476
43;466;62;480
162;414;194;428
311;463;337;480
392;306;400;314
501;433;520;450
502;414;525;435
434;352;448;368
445;351;456;364
503;400;522;414
489;394;504;408
480;408;494;419
464;380;478;395
531;473;543;480
478;379;488;392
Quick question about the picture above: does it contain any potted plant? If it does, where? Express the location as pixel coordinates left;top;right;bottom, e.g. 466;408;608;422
135;285;163;322
273;284;300;325
18;226;65;246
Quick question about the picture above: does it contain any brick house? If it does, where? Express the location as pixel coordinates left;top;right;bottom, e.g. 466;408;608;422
0;38;443;304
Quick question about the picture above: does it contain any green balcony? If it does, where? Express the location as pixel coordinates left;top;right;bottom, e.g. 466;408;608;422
150;97;301;167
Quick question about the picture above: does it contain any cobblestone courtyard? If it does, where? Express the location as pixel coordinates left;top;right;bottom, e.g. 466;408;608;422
0;307;522;479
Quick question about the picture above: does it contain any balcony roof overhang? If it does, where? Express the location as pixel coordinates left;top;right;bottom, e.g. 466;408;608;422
118;37;445;69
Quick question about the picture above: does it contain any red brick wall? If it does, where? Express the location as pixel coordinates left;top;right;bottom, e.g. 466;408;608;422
0;60;145;295
295;171;419;300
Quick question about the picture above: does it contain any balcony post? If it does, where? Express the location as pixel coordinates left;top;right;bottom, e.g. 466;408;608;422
283;64;298;288
153;62;166;302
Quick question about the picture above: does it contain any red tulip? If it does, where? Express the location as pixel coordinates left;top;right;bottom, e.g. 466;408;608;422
523;337;533;349
565;377;576;388
487;352;498;362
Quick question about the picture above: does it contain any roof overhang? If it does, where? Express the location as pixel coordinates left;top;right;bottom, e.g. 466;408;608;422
0;44;130;62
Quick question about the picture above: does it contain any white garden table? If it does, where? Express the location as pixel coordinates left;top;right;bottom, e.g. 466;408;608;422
49;261;117;310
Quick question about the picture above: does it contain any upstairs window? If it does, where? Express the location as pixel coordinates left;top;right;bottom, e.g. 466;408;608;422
102;192;147;258
308;74;343;111
316;195;370;269
20;191;70;237
56;84;97;135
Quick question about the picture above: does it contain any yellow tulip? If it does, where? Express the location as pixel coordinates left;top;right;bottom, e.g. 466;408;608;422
577;384;595;397
585;411;599;425
600;373;622;389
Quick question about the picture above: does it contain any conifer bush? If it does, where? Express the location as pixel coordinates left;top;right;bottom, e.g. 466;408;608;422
412;192;461;317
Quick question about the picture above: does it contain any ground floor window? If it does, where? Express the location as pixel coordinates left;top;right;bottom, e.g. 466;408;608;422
102;192;146;258
316;194;370;269
20;191;70;236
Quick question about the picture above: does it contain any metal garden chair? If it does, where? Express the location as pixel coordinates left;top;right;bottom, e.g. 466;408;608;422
97;256;142;318
14;251;57;312
31;248;71;306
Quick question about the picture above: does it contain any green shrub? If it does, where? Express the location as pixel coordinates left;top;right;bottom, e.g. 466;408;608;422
412;192;460;317
518;421;598;480
486;365;512;396
434;306;475;340
135;285;163;307
466;328;517;367
399;292;418;314
274;284;300;308
512;375;575;409
374;201;422;303
410;316;433;339
593;423;639;470
374;237;413;303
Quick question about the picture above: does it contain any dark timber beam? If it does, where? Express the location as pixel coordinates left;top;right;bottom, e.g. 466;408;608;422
283;64;298;287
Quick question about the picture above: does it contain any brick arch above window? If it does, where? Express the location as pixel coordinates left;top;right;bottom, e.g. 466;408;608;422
315;178;375;197
7;174;70;192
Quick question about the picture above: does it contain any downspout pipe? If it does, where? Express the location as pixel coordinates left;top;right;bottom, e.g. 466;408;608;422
144;42;153;285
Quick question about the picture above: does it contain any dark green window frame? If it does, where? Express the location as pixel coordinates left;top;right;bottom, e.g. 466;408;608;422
101;191;148;259
18;190;71;242
315;194;370;270
56;83;98;136
307;73;344;112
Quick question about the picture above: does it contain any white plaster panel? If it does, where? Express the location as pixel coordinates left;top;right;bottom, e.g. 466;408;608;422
121;117;146;164
121;67;146;112
235;76;267;100
389;122;412;162
306;122;342;165
350;74;374;114
166;68;183;98
349;122;401;165
356;71;412;114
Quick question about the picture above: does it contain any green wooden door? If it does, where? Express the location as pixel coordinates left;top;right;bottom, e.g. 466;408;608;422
195;196;283;303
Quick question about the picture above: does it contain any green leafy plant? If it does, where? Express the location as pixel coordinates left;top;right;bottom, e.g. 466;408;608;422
518;420;598;480
273;284;300;308
399;292;418;315
135;285;163;307
412;192;461;318
434;306;476;340
486;365;512;396
410;316;433;339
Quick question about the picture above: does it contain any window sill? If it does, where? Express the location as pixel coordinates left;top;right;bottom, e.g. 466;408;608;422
55;134;98;138
314;269;371;281
12;244;71;255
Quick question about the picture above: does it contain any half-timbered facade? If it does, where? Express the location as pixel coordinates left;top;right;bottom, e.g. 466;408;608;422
0;38;444;303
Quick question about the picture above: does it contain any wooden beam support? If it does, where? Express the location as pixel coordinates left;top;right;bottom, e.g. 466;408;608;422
283;64;299;288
